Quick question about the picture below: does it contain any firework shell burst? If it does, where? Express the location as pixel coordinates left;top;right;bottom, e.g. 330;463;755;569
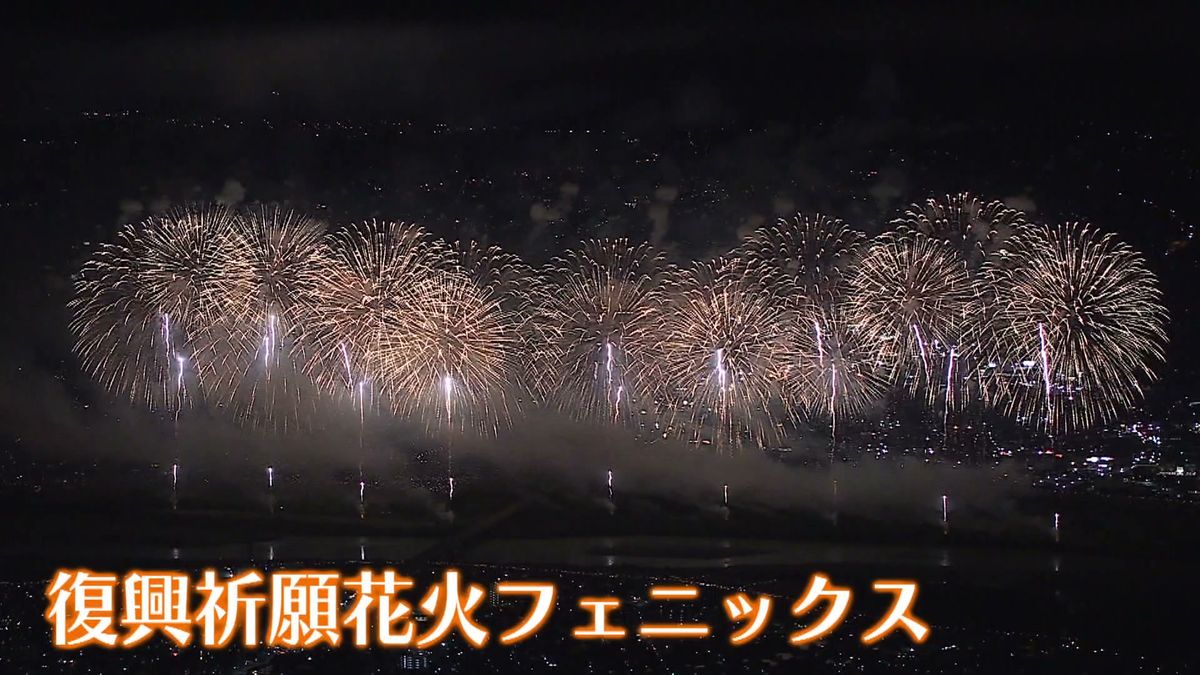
68;200;1170;448
300;220;446;412
782;302;888;428
738;213;866;307
891;194;1033;414
380;250;528;438
984;222;1168;434
535;239;668;428
893;193;1028;271
848;231;979;406
70;205;251;412
450;240;542;399
196;205;330;432
657;258;793;452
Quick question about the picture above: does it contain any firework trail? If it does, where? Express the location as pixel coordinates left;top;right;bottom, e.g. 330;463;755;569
943;347;958;434
535;239;667;428
984;222;1167;433
657;258;792;452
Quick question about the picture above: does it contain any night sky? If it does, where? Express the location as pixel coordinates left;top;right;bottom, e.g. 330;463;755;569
1;4;1198;433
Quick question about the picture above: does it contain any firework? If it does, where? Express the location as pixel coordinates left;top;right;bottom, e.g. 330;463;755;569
199;205;328;432
657;258;792;452
893;193;1028;270
536;239;667;427
300;220;446;408
782;303;887;437
450;240;541;394
847;231;978;404
451;240;538;313
890;196;1031;434
738;213;866;306
70;205;250;411
67;197;1170;467
379;262;525;437
984;222;1167;433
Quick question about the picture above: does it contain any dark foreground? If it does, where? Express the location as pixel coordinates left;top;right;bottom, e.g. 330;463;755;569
2;542;1195;673
1;486;1197;673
